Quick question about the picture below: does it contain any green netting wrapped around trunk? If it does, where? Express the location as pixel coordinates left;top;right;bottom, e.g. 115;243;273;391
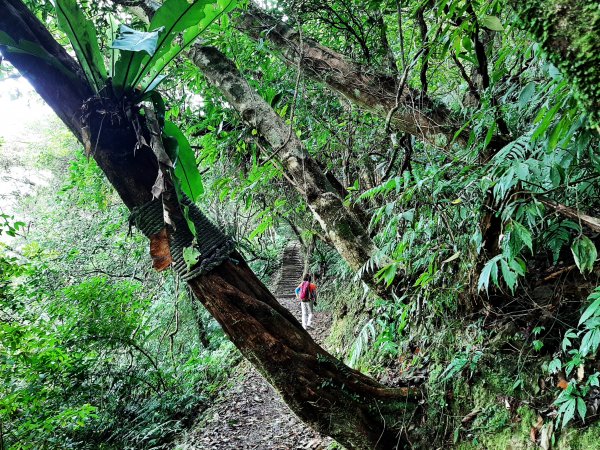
130;195;235;280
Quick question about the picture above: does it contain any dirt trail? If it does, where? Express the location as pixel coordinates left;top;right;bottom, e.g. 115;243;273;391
178;296;335;450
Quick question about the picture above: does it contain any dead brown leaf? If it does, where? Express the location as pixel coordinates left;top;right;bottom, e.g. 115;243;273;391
81;125;92;156
557;370;569;390
149;228;172;271
535;415;544;430
530;426;537;443
151;170;166;199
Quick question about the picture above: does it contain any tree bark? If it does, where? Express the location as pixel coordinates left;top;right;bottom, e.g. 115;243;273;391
234;3;464;148
189;257;416;449
122;0;393;297
511;0;600;129
188;292;211;348
188;45;392;296
303;234;315;276
0;1;416;447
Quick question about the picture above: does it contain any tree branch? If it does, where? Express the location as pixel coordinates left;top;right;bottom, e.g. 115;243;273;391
540;197;600;233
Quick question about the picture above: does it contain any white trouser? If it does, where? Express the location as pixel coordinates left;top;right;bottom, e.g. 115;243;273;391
301;300;314;329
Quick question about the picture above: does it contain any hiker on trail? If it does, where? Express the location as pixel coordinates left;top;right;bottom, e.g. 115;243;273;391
295;274;317;330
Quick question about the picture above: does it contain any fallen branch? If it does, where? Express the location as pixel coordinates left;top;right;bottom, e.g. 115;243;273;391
543;265;577;282
540;197;600;233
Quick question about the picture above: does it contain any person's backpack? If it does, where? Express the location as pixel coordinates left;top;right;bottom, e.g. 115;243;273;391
299;281;311;301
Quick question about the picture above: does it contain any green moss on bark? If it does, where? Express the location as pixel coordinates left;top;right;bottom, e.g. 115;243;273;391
515;0;600;129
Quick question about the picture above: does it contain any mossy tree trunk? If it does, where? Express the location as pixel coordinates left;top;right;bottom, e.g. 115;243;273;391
512;0;600;129
121;0;394;298
188;45;391;297
0;1;416;448
234;3;464;147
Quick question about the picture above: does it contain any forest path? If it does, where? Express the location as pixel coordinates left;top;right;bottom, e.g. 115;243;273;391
179;296;335;450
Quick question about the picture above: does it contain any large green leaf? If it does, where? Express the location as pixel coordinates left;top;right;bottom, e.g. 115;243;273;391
111;26;164;93
478;255;501;292
579;289;600;326
111;25;165;92
135;0;238;90
54;0;107;92
111;25;163;55
106;14;120;78
518;82;536;108
572;235;598;274
511;220;533;254
0;32;76;80
111;50;144;93
480;15;504;32
150;0;212;34
500;258;517;293
163;121;204;201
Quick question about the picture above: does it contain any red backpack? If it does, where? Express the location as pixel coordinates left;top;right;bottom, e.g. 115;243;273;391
299;281;311;300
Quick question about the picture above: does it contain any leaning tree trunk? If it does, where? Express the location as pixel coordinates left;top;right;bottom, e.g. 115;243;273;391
234;3;464;148
121;0;396;299
233;1;511;285
187;45;394;298
512;0;600;130
189;257;417;449
120;0;394;298
0;1;417;448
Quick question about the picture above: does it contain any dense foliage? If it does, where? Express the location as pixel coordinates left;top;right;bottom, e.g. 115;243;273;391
0;127;239;449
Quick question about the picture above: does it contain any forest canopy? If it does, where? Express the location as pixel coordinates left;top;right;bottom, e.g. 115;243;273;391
0;0;599;448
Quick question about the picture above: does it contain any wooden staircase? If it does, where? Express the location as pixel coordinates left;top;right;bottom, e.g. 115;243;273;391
274;242;304;299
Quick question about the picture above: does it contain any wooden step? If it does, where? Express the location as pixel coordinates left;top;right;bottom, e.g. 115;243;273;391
273;241;305;298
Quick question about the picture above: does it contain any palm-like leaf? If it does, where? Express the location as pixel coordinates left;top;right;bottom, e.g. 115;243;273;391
134;0;238;90
54;0;107;92
163;121;204;201
0;31;76;80
111;26;166;93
